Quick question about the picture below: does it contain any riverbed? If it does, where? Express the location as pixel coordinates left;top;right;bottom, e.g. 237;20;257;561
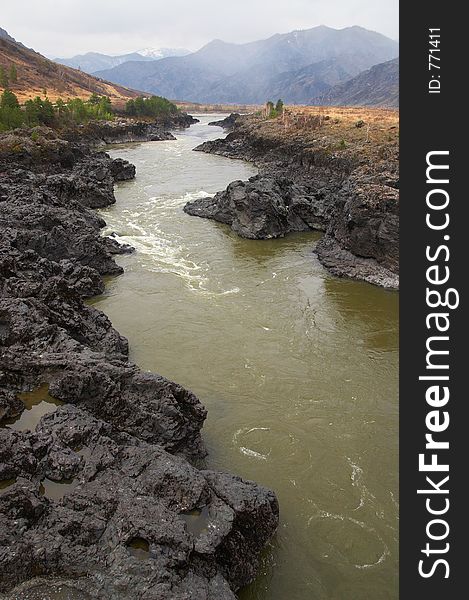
91;115;399;600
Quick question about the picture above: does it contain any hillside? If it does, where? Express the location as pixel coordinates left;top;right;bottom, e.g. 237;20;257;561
94;25;399;104
0;30;141;103
0;27;20;45
314;58;399;107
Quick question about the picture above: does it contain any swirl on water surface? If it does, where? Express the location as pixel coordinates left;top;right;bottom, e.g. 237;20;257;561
307;510;390;570
233;427;272;461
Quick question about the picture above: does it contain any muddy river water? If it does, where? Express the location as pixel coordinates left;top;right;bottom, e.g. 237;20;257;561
91;115;399;600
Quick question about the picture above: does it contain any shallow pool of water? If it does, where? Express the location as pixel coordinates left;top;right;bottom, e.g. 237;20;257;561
2;384;63;432
40;477;80;501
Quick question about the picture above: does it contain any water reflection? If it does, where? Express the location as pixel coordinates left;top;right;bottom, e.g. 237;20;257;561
2;384;63;432
127;538;150;560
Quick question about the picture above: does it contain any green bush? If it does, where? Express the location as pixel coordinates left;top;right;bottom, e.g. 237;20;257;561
0;66;8;89
0;90;179;132
265;99;284;119
125;95;178;118
24;97;55;126
9;65;18;84
0;89;24;130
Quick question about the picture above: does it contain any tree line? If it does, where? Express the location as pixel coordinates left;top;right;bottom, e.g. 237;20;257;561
0;88;181;132
125;95;179;117
0;91;114;132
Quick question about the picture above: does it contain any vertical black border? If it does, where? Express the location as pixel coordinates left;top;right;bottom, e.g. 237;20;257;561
400;3;464;597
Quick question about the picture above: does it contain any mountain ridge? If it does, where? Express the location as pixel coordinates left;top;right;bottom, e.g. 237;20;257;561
313;57;399;107
93;25;399;104
54;47;191;74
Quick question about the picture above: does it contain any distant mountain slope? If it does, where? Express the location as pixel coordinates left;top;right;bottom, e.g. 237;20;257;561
0;29;141;102
313;58;399;107
54;52;156;74
94;25;399;104
54;48;190;75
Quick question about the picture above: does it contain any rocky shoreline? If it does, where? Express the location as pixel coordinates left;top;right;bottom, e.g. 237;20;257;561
208;114;240;131
0;122;278;599
62;113;199;147
184;112;399;289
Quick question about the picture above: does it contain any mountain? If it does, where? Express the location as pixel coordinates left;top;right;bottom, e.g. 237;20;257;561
94;25;399;104
137;47;190;59
54;52;155;74
0;26;26;47
313;57;399;107
55;48;191;75
0;28;141;102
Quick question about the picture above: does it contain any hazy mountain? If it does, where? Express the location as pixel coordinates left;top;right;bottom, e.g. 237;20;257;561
0;28;141;102
137;47;190;59
314;57;399;107
55;48;191;75
94;25;398;103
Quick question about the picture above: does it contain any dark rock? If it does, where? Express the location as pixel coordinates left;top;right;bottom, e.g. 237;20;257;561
111;158;137;181
184;175;331;239
0;405;277;598
208;114;241;131
189;115;399;289
315;235;399;289
0;124;279;598
60;117;198;147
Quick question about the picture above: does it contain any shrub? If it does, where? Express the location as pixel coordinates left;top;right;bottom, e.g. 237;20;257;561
9;65;18;84
0;89;23;130
125;95;179;118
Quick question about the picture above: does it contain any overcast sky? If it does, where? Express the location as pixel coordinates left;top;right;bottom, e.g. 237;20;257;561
2;0;398;58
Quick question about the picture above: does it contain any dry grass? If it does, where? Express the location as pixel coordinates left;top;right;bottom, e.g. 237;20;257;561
0;38;140;104
175;101;260;114
246;105;399;162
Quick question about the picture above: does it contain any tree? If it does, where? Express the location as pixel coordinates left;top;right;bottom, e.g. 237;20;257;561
24;99;39;126
67;98;87;122
126;95;179;118
98;96;112;116
1;89;20;109
88;92;101;105
0;66;9;89
134;97;145;116
0;90;23;130
9;64;18;84
23;96;55;126
37;97;55;125
126;99;136;116
275;99;284;114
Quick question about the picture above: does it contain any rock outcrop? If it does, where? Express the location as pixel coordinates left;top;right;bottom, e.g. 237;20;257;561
0;127;279;598
185;112;399;289
61;114;199;147
185;175;332;239
208;114;241;131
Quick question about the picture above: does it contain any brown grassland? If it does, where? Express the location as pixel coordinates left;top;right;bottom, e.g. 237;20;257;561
248;105;399;162
0;37;141;103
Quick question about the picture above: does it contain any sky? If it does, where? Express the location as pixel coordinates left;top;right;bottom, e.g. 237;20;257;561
2;0;398;58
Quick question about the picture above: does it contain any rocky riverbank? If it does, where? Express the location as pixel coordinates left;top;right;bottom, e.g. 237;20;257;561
184;109;399;289
0;126;278;599
208;113;241;131
62;113;199;146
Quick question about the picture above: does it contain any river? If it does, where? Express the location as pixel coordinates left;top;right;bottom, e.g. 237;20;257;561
90;115;399;600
